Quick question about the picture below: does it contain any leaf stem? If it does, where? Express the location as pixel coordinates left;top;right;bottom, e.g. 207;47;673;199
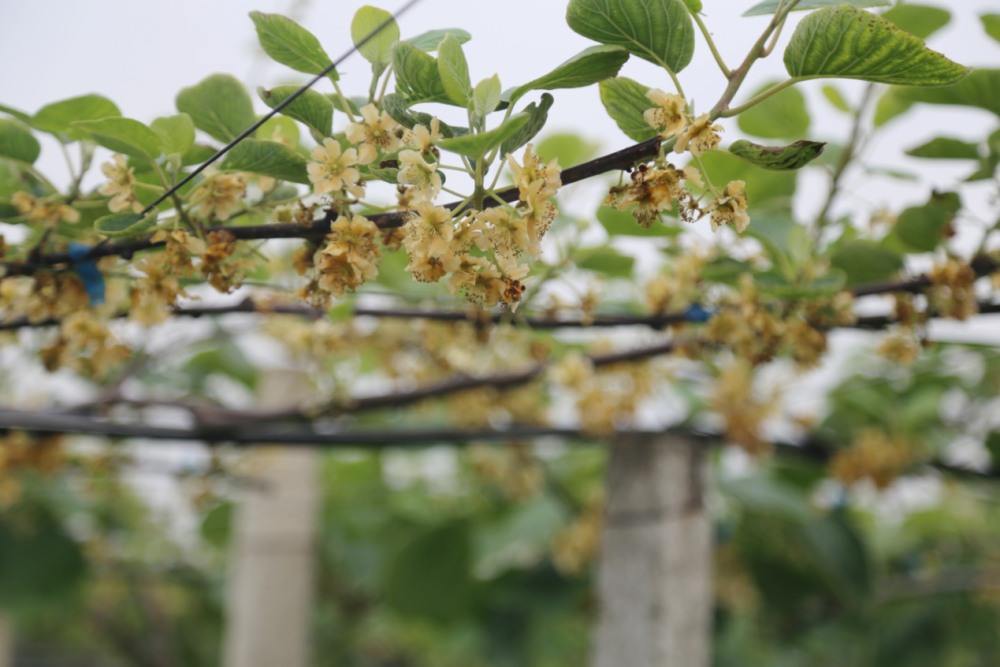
720;77;802;118
691;11;731;78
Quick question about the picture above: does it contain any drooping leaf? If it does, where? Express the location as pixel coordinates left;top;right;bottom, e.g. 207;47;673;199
72;117;162;162
392;41;451;105
500;93;554;158
351;5;399;66
249;11;337;81
471;75;502;122
728;140;826;171
906;137;980;160
94;211;158;238
437;114;530;159
830;240;904;285
743;0;889;17
737;81;810;139
566;0;696;73
220;138;310;184
508;45;630;104
822;85;852;112
893;191;961;252
0;119;41;164
895;69;1000;118
176;74;256;143
437;33;473;106
783;6;970;86
405;28;471;52
381;93;466;138
0;103;33;125
598;77;659;142
982;14;1000;43
31;94;121;141
883;4;951;40
151;113;196;156
257;85;333;138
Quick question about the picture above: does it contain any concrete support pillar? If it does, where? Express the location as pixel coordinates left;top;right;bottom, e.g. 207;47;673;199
591;433;713;667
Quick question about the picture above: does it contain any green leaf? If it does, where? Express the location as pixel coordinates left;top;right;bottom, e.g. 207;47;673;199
598;77;659;142
383;521;474;622
176;74;256;143
728;140;826;171
566;0;695;73
220;139;310;184
257;85;333;138
151;113;195;156
437;113;530;159
438;33;473;106
381;93;466;138
830;240;903;285
249;11;337;81
822;85;852;112
536;132;600;168
0;508;87;607
72;117;162;162
895;69;1000;118
597;205;680;237
94;211;158;238
701;257;751;285
576;245;635;277
783;6;971;86
500;93;554;159
509;45;630;104
803;514;872;602
906;137;980;160
873;88;914;127
894;191;960;253
31;94;121;141
883;4;951;40
737;81;810;139
405;28;471;52
986;432;1000;468
351;5;399;66
0;119;41;164
681;0;702;11
983;14;1000;43
744;0;889;17
754;269;846;298
0;103;33;125
392;41;451;105
471;75;501;121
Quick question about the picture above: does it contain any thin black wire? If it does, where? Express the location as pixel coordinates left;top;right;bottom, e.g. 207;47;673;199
80;0;424;260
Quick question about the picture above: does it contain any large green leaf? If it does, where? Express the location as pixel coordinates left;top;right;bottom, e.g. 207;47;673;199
737;81;810;139
728;140;826;171
566;0;695;73
405;28;471;52
382;521;475;622
351;5;399;66
500;93;554;158
176;74;256;143
783;6;970;86
257;85;333;138
392;41;451;105
0;119;41;164
535;133;600;168
983;14;1000;44
576;245;635;278
31;94;121;141
893;191;960;253
830;240;903;285
471;75;502;122
72;117;162;162
249;11;337;81
895;69;1000;118
0;508;87;607
743;0;889;17
598;77;659;142
150;113;196;156
220;138;310;184
437;114;530;159
883;4;951;40
437;33;473;106
509;45;630;104
906;137;980;160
